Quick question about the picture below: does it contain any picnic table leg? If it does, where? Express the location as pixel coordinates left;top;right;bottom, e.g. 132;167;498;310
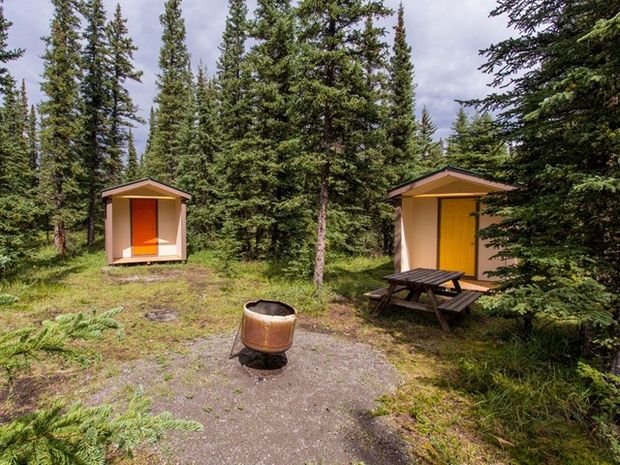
405;285;422;302
374;283;397;316
451;279;462;294
426;286;451;331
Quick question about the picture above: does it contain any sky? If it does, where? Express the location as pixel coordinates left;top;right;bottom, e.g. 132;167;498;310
4;0;513;154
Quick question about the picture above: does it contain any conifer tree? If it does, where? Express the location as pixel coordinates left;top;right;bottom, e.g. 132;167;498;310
295;0;390;287
473;2;620;449
39;0;83;256
124;128;139;181
446;106;469;158
217;0;250;143
81;0;112;247
107;3;143;183
0;5;34;271
177;65;222;249
0;79;36;270
144;0;192;183
219;0;300;259
143;106;155;160
0;1;23;90
418;106;443;169
27;105;38;179
446;108;507;175
358;14;395;254
474;1;619;369
177;63;196;160
387;2;418;180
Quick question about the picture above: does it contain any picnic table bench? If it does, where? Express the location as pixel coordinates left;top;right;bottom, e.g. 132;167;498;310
371;268;482;331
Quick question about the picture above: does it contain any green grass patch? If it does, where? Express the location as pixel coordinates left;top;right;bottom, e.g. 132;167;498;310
1;246;615;465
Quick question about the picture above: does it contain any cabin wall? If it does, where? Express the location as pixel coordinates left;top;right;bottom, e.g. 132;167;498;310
157;199;180;257
112;198;132;259
401;197;438;272
478;214;504;281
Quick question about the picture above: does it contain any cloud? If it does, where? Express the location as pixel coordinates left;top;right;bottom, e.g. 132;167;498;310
4;0;512;152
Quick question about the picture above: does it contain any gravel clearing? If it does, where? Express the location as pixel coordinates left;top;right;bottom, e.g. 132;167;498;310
93;329;411;465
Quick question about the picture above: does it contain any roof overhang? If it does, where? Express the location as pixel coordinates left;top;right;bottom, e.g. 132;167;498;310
101;178;192;200
387;166;514;199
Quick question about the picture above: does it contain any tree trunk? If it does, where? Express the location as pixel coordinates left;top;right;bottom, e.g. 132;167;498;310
313;162;329;289
87;190;96;247
54;221;67;256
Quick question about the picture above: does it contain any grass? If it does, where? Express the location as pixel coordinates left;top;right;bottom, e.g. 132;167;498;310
0;244;615;465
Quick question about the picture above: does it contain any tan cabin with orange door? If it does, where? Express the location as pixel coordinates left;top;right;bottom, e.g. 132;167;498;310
389;166;514;281
101;178;191;265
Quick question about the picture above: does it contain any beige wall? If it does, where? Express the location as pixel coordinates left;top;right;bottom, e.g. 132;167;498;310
157;199;180;256
478;214;504;281
401;197;438;272
112;198;131;259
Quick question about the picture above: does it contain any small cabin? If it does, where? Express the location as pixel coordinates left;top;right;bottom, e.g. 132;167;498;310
102;178;191;265
389;166;514;282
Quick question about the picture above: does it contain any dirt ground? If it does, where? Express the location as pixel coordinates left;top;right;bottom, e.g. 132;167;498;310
93;329;411;465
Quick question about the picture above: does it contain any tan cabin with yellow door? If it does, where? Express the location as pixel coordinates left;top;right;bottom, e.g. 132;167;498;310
102;178;191;265
389;166;514;281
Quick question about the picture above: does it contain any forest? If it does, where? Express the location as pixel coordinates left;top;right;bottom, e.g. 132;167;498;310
0;0;619;464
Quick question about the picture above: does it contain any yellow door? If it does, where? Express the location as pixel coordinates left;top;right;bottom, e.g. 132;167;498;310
439;198;477;276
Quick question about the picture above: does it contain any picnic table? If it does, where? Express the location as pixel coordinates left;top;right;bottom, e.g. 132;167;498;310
373;268;482;331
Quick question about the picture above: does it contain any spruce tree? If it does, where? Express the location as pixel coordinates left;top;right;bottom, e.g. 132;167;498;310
144;0;192;183
219;0;300;259
216;0;250;143
27;105;38;180
295;0;390;287
0;0;23;90
358;14;395;254
81;0;111;247
446;106;469;159
177;65;221;249
0;4;35;272
143;106;155;161
418;106;443;169
39;0;83;256
474;0;619;376
446;108;507;176
107;3;143;183
0;79;37;271
124;128;139;181
387;2;418;180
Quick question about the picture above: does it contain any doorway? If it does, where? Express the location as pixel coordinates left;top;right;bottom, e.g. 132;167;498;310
131;199;158;256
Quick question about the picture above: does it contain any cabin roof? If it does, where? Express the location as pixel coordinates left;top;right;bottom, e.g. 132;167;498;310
387;165;515;199
101;177;192;200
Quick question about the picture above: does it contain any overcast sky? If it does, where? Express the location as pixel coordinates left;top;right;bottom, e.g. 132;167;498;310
5;0;512;154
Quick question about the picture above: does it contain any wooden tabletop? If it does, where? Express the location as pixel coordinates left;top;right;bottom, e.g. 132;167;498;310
383;268;464;286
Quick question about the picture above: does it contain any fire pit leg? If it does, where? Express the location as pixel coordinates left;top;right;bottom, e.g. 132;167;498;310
228;319;243;359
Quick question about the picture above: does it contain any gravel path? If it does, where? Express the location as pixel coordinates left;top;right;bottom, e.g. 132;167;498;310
93;329;410;465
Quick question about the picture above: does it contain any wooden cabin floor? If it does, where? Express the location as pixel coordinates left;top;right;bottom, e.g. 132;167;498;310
110;255;184;265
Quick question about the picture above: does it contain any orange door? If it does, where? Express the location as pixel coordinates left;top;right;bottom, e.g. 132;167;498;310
439;198;477;276
131;199;158;256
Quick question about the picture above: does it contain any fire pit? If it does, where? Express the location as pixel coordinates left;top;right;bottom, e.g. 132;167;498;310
240;300;297;354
